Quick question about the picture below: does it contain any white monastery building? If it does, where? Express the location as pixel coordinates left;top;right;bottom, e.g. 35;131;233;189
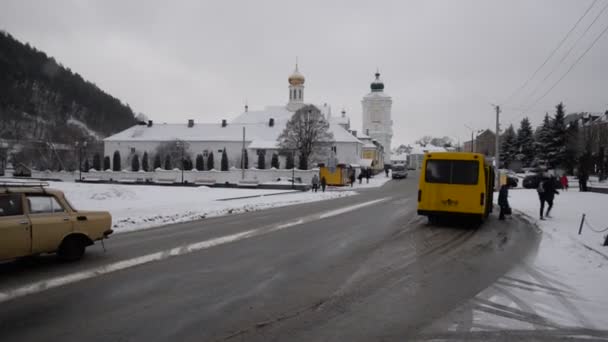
361;71;393;167
104;65;365;170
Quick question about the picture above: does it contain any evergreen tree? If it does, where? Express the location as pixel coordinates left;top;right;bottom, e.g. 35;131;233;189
112;151;121;171
221;148;229;171
195;154;204;171
500;124;517;168
131;154;140;171
271;153;279;169
207;152;214;170
153;154;162;169
564;120;580;174
534;113;552;165
184;156;193;170
164;155;172;170
142;152;149;171
286;152;295;169
516;117;535;167
257;152;266;169
83;158;90;172
547;102;568;168
103;156;110;170
93;153;101;171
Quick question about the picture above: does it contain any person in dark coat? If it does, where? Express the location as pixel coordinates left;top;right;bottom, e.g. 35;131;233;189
365;168;371;183
321;176;327;192
349;171;355;187
498;183;511;220
538;175;559;220
358;171;363;184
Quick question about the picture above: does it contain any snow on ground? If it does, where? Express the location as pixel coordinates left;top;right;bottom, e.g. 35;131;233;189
424;188;608;337
49;182;355;233
327;173;393;191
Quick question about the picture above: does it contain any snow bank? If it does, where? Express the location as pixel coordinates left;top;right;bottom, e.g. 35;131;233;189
49;182;355;233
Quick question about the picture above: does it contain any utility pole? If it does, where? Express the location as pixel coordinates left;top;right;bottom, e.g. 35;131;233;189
241;126;245;180
493;104;501;191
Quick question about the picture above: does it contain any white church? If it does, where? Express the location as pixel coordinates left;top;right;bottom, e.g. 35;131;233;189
104;65;393;171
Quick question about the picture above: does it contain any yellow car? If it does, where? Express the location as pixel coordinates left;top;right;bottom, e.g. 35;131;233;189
0;182;113;262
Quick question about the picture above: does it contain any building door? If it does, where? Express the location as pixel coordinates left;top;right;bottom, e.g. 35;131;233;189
0;193;31;260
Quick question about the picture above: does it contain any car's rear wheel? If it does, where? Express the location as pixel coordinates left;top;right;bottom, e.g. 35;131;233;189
57;236;86;262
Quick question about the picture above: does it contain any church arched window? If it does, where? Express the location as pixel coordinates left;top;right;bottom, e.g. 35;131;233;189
298;89;302;100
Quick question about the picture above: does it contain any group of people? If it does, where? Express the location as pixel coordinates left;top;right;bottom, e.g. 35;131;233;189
498;172;562;221
311;174;327;192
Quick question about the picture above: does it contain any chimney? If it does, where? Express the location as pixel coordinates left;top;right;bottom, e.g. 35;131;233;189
188;119;194;128
245;104;248;112
147;120;153;127
351;130;357;137
221;119;227;127
341;109;346;118
269;118;274;127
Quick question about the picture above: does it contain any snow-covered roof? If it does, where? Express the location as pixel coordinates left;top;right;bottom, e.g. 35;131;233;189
391;154;408;161
363;91;391;99
329;115;349;126
104;122;278;143
106;104;362;144
410;144;446;155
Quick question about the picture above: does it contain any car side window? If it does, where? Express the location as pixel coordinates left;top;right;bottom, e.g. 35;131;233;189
27;195;65;214
0;194;24;217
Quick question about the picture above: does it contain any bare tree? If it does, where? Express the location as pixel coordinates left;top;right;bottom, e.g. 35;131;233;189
277;105;334;170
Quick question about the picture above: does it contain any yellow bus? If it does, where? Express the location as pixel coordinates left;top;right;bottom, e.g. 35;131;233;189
417;152;495;222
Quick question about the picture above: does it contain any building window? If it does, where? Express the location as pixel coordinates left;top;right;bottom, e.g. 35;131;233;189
203;150;209;158
298;89;302;100
130;147;136;154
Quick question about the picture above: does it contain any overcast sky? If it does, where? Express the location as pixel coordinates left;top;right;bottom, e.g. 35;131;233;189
1;0;607;146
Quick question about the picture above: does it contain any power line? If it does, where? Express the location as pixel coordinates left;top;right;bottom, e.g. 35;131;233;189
524;20;608;111
503;0;599;106
520;0;608;109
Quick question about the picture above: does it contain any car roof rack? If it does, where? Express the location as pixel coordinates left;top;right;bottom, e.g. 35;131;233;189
0;180;50;189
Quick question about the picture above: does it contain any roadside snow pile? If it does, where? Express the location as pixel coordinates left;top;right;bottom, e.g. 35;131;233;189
328;174;393;190
507;188;608;254
49;182;355;233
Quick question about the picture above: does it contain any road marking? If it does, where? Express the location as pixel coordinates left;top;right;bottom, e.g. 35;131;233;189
319;198;390;219
0;196;390;303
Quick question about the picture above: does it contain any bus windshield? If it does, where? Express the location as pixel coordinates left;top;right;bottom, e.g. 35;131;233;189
425;159;479;185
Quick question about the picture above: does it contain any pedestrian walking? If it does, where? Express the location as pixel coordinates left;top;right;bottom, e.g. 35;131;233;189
349;171;355;187
311;174;319;192
358;171;363;184
498;182;512;220
538;174;559;220
385;168;389;177
321;176;327;192
560;174;569;191
365;168;371;184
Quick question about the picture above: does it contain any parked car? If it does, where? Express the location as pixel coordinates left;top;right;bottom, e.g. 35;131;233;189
0;181;113;262
522;174;561;189
391;165;408;179
522;174;542;189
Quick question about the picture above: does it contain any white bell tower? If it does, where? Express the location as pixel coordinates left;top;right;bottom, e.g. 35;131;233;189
287;62;305;112
362;70;393;165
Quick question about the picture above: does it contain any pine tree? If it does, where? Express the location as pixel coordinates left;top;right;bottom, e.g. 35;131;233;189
534;114;552;165
286;152;295;169
142;152;149;171
195;154;204;171
112;151;121;171
500;124;517;168
207;152;214;170
221;148;228;171
516;117;535;167
547;102;568;169
83;158;90;172
93;153;101;171
564;119;580;174
240;149;249;169
271;153;279;169
103;156;111;170
131;154;140;171
153;154;162;169
164;155;172;170
257;152;265;169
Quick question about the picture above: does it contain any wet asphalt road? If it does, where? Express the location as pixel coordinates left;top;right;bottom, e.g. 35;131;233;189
0;174;540;341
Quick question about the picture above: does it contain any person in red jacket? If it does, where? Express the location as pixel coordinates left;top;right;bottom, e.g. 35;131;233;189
560;174;569;191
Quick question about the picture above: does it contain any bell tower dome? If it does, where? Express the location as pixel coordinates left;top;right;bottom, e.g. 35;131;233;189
287;62;305;112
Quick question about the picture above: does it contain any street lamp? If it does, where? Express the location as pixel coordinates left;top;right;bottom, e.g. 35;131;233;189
291;149;296;190
75;141;87;181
